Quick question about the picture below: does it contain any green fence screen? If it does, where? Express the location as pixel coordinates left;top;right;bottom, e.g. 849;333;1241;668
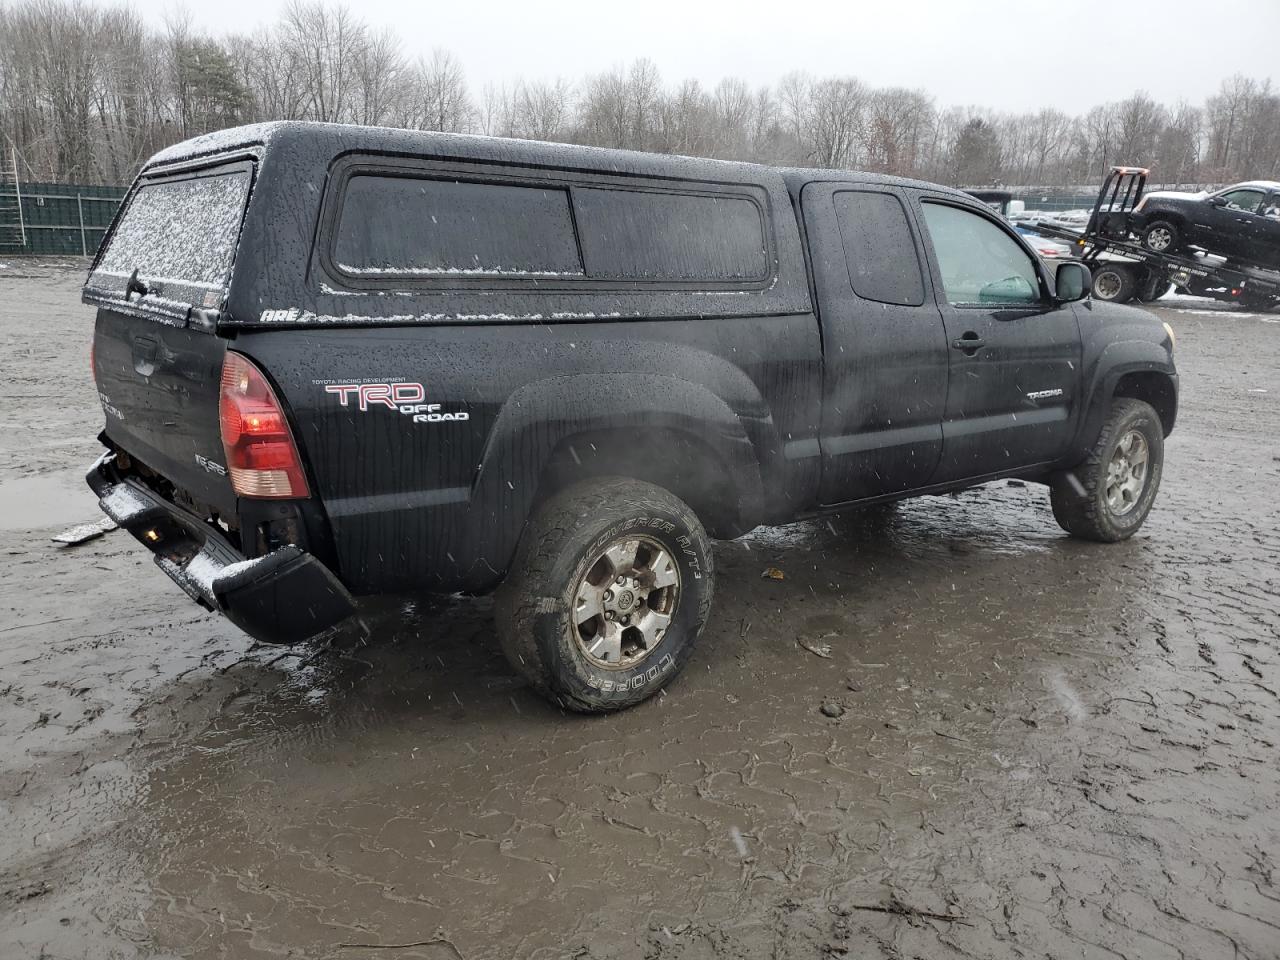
0;182;128;257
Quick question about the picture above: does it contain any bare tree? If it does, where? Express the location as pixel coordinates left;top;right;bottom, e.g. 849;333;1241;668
806;77;867;168
577;66;629;148
279;1;363;123
711;77;752;158
863;87;932;176
1024;108;1072;184
353;28;405;127
654;78;711;156
512;78;571;141
413;48;471;132
3;0;1278;191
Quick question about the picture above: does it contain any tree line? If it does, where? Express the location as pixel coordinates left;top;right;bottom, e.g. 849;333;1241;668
2;0;1278;189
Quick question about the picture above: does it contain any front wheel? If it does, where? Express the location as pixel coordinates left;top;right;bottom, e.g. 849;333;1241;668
496;477;714;713
1050;398;1164;542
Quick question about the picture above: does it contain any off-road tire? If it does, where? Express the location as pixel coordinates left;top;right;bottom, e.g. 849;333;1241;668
1092;264;1137;303
495;477;714;713
1142;220;1181;255
1050;399;1164;542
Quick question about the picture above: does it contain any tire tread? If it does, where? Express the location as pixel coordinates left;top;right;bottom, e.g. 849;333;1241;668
1051;398;1162;542
495;477;710;713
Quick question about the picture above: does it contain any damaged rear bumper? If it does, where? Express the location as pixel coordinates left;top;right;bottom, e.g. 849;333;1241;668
87;452;356;645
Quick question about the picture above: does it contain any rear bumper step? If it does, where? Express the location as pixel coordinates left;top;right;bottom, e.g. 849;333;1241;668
88;452;356;645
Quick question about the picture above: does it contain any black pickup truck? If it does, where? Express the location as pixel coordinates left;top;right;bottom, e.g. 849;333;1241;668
1129;180;1280;267
85;122;1178;712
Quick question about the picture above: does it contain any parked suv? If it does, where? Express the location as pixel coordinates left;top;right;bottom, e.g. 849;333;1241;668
85;122;1178;712
1130;180;1280;267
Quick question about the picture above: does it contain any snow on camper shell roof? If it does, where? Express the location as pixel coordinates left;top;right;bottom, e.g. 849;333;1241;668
146;121;782;181
143;121;973;198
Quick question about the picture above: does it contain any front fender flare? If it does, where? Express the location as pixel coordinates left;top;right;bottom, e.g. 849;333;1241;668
1072;339;1177;458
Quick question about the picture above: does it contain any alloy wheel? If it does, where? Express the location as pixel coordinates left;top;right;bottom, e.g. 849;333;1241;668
1105;429;1150;515
572;535;681;668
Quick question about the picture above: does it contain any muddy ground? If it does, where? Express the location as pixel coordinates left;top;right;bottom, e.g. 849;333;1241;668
1;259;1277;960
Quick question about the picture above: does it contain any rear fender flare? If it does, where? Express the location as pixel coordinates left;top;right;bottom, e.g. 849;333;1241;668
464;373;769;589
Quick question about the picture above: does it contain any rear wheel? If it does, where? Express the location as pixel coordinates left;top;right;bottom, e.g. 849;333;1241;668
496;477;714;713
1240;292;1279;312
1142;220;1181;254
1092;264;1136;303
1050;399;1164;542
1137;271;1172;303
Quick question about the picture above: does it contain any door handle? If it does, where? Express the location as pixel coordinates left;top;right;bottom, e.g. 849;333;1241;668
132;335;158;377
952;334;986;353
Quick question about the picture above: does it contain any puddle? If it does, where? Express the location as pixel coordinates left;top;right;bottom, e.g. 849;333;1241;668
0;470;99;531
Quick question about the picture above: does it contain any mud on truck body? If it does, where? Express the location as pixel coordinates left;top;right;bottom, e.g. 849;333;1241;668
85;122;1178;712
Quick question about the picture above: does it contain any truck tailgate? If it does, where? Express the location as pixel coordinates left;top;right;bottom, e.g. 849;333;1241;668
85;159;254;514
93;310;233;511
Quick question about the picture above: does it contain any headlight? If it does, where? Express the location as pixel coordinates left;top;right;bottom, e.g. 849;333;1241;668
1162;321;1176;348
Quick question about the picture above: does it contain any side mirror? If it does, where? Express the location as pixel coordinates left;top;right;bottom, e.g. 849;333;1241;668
1055;261;1091;303
1209;195;1228;207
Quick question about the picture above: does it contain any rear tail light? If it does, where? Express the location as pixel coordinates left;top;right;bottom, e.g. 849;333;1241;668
219;352;310;499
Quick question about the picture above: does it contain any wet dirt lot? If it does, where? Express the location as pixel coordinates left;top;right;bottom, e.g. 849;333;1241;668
1;260;1277;960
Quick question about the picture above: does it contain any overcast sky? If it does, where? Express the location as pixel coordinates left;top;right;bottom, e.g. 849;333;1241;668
152;0;1279;114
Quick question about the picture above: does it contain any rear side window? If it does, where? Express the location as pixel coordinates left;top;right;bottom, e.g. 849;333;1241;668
833;191;924;306
328;166;772;288
573;188;768;282
95;169;250;292
334;176;584;276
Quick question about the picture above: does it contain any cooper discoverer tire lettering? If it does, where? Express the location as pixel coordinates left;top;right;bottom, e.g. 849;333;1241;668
495;477;714;713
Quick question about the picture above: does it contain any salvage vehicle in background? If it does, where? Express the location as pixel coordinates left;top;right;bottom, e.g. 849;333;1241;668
85;123;1178;712
1031;167;1280;310
1129;181;1280;266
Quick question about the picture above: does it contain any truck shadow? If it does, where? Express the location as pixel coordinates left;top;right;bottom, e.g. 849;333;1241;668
142;483;1142;750
115;484;1172;960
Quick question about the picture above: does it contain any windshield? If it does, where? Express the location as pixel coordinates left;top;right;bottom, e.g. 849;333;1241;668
90;165;251;309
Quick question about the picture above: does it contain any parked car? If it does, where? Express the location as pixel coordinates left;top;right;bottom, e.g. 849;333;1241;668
964;189;1073;259
85;122;1178;712
1016;229;1074;260
1129;181;1280;267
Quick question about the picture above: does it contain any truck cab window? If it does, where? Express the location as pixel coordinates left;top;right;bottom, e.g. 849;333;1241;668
1220;189;1265;213
921;202;1040;306
833;190;924;306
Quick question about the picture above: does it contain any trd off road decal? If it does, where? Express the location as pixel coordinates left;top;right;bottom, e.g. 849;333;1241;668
314;379;469;424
